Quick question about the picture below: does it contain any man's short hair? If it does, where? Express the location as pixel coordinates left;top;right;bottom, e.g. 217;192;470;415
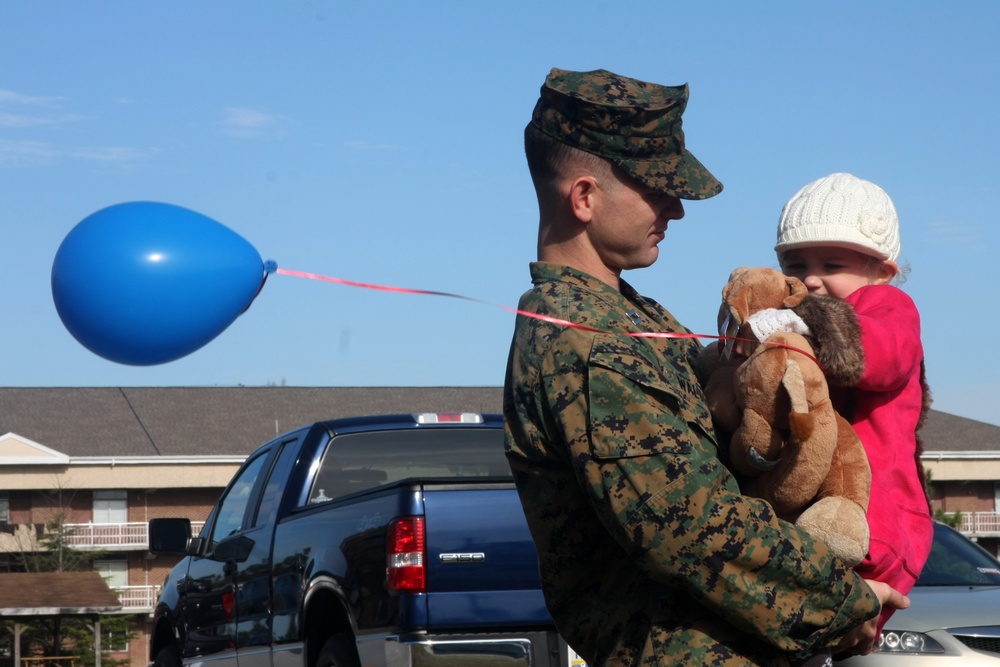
524;122;612;189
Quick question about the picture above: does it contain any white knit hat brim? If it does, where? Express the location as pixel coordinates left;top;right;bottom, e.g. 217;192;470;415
774;234;894;262
775;172;900;263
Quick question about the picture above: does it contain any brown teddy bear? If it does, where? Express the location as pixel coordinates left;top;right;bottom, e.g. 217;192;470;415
700;267;872;566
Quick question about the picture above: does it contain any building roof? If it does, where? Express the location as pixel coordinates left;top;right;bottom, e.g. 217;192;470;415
0;387;504;457
0;571;122;615
920;408;1000;454
0;387;997;458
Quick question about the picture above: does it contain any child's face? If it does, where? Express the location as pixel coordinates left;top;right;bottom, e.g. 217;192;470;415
779;246;894;299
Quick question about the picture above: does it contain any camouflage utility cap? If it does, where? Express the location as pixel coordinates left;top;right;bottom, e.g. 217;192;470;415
532;67;723;200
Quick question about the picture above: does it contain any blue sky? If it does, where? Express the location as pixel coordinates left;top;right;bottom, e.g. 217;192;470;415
3;2;999;426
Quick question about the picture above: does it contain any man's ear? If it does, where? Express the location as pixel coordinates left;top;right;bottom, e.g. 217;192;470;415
567;174;598;223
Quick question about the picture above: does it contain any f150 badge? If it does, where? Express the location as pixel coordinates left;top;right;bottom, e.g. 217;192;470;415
439;552;485;563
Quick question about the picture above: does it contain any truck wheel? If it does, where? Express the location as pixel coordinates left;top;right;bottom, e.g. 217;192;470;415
152;645;181;667
316;633;359;667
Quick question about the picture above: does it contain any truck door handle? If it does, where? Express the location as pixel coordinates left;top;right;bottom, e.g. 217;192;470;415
223;560;237;576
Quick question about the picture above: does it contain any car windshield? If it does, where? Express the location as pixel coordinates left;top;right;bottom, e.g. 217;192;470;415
916;522;1000;587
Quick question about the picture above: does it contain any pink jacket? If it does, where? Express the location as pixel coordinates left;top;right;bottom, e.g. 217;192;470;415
831;284;934;629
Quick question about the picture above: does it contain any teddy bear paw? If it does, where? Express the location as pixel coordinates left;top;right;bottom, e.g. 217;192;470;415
796;496;870;567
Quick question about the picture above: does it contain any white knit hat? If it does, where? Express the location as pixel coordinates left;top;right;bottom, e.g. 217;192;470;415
775;172;900;263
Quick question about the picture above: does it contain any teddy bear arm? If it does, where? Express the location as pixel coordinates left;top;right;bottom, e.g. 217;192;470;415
767;408;840;512
813;414;872;511
704;365;742;437
728;408;782;478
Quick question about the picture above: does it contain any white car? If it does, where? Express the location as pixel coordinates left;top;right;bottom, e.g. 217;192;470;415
836;522;1000;665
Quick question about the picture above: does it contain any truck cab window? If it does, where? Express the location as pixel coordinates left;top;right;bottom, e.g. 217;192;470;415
308;428;508;505
210;451;268;549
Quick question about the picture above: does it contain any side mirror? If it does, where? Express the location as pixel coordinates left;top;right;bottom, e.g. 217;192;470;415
148;518;192;556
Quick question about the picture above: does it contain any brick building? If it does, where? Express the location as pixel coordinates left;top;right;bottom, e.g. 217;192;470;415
0;387;501;667
0;387;997;667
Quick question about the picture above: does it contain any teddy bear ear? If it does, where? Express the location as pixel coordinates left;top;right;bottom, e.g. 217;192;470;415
782;275;809;308
721;266;751;307
727;266;751;283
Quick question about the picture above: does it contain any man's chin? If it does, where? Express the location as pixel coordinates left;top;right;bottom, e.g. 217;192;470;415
630;250;659;270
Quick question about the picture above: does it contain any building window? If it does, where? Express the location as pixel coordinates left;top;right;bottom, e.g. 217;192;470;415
94;557;128;589
93;490;127;524
105;626;129;653
0;554;17;572
0;493;8;524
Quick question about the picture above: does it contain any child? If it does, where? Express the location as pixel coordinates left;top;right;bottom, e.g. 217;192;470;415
774;172;934;637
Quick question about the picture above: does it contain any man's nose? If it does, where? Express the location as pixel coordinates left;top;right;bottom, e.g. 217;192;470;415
661;197;685;220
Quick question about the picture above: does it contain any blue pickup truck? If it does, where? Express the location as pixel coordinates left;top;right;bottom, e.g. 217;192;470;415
147;412;584;667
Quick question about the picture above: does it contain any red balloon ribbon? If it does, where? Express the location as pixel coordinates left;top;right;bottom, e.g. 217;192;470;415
274;267;820;366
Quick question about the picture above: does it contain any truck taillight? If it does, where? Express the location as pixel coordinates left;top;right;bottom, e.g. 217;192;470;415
387;516;426;594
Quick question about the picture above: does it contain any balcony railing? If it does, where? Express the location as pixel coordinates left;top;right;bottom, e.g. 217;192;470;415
64;521;206;550
65;522;149;549
114;584;161;611
959;511;1000;537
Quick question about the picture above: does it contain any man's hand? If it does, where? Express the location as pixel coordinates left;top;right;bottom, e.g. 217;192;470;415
834;580;910;655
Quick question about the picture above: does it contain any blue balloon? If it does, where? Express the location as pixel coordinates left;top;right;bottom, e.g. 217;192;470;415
52;202;267;365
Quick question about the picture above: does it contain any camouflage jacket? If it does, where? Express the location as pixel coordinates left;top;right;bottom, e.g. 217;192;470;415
503;263;878;666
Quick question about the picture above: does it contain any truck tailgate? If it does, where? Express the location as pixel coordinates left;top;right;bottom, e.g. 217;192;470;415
423;486;551;630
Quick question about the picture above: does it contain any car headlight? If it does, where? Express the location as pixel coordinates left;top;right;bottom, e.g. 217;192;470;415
878;630;946;654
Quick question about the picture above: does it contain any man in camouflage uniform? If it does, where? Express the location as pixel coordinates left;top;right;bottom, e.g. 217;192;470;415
503;68;907;666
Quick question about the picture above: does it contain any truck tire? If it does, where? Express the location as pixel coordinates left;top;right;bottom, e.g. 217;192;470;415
152;645;181;667
316;634;359;667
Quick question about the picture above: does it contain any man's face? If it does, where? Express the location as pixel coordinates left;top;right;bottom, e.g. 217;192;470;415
588;169;685;273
